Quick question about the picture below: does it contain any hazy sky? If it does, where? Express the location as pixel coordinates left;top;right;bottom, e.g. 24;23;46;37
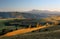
0;0;60;12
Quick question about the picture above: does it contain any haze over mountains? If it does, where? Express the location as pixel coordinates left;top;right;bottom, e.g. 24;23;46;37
0;10;60;19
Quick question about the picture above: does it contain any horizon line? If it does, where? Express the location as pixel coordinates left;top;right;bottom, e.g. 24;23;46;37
0;9;60;12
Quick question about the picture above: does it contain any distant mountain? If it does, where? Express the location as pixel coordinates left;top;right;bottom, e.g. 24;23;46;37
0;10;60;19
26;9;60;14
26;9;60;16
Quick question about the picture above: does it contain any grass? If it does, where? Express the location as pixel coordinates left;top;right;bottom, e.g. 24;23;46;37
0;25;60;39
0;30;60;39
0;19;60;39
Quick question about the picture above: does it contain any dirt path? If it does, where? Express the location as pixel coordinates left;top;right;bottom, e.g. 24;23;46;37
0;25;51;38
4;26;49;36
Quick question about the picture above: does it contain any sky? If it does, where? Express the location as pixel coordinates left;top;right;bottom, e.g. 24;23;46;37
0;0;60;12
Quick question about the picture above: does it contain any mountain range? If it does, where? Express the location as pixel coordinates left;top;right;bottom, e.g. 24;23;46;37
0;10;60;19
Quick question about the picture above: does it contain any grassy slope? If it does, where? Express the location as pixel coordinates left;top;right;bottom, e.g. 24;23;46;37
0;25;60;39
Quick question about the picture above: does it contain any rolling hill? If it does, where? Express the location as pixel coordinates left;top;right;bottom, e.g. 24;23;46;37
0;10;60;19
0;12;47;19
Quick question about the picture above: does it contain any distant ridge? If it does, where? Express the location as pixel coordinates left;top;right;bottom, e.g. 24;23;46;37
0;10;60;19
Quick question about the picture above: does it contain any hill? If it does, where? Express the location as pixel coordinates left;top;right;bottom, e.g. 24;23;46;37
0;12;48;19
0;25;60;39
0;10;60;19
